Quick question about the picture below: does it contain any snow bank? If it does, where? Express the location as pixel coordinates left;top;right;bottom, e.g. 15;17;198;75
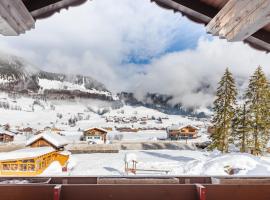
42;161;63;175
184;152;270;176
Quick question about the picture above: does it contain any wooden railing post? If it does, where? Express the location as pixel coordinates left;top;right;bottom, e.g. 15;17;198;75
196;184;206;200
54;184;62;200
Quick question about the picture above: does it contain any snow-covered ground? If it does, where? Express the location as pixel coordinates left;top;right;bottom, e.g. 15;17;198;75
41;150;270;176
2;92;270;177
38;78;113;98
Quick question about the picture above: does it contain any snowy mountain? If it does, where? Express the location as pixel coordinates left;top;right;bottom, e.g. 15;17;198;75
0;54;115;101
118;92;211;118
0;52;213;117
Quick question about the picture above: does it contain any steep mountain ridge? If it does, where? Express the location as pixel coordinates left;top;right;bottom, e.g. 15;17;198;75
0;54;114;101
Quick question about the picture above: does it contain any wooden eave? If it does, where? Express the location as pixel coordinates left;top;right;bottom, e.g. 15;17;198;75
0;0;269;53
152;0;270;52
22;0;88;20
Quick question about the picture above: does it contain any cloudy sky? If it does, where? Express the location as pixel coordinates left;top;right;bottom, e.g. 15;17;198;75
0;0;270;108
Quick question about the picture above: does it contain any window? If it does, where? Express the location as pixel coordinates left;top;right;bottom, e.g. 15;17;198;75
19;164;27;171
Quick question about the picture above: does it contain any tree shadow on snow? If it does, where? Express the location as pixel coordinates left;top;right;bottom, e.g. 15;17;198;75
141;151;195;162
103;167;123;175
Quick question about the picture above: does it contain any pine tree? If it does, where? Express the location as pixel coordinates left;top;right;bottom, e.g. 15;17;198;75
209;68;237;153
245;66;270;155
232;103;250;152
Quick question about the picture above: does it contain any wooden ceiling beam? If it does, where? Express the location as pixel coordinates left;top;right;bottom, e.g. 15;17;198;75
22;0;64;12
30;0;88;20
152;0;216;24
206;0;270;41
153;0;270;52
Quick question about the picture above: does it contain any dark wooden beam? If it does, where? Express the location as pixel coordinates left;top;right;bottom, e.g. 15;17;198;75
22;0;64;12
152;0;216;24
169;0;218;19
26;0;88;20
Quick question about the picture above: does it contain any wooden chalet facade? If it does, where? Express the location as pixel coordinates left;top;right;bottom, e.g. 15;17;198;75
167;125;199;140
0;128;15;143
26;132;68;150
19;127;33;133
0;147;69;176
83;128;108;144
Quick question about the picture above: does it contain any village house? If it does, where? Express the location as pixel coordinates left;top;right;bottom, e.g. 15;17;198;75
116;126;139;133
83;128;108;144
19;127;33;133
26;131;68;150
0;147;69;176
0;128;15;143
167;125;199;140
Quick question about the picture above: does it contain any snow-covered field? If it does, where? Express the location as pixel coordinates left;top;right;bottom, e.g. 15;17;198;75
1;92;270;177
42;150;270;176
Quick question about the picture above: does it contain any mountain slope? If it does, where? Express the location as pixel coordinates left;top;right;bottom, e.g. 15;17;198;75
0;54;115;101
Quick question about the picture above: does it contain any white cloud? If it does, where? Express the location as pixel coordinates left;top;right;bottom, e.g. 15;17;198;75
0;0;269;109
0;0;199;90
128;37;270;108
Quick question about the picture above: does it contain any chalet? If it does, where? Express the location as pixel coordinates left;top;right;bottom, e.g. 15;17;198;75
116;126;139;133
26;132;68;150
83;128;108;144
0;147;69;176
51;127;63;132
167;125;199;140
0;128;15;143
19;127;33;133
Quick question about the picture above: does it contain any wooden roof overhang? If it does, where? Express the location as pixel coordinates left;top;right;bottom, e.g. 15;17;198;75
0;0;88;36
0;0;270;52
151;0;270;52
22;0;88;20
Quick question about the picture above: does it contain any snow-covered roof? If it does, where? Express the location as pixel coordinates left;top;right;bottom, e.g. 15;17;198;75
167;124;199;131
26;131;68;148
84;127;108;133
0;147;55;161
0;128;15;136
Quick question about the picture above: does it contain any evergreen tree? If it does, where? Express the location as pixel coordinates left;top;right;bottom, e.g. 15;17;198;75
245;66;270;155
232;103;250;152
209;68;237;152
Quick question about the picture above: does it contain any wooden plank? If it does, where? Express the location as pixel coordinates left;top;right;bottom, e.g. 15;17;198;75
212;177;270;185
196;184;206;200
0;0;34;36
226;1;270;41
97;178;180;184
0;16;18;36
206;0;270;41
206;0;243;35
62;185;197;200
1;0;34;30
